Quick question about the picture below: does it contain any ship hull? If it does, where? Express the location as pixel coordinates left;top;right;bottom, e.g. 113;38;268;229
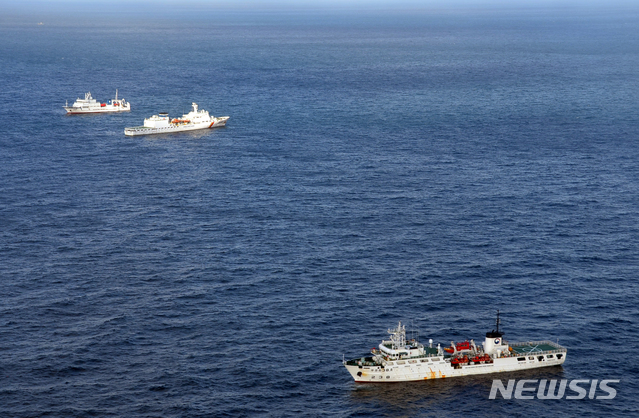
345;352;566;383
64;105;130;114
124;117;228;136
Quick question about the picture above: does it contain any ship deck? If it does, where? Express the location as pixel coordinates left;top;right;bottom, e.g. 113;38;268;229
381;344;439;356
510;340;567;355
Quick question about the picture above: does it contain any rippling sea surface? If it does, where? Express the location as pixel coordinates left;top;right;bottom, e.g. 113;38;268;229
1;5;639;417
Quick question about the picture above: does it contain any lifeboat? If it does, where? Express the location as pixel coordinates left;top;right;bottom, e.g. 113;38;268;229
452;355;469;365
470;354;492;364
444;340;472;353
456;341;471;350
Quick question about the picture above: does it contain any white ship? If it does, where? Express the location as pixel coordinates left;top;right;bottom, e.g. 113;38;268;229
64;91;130;114
124;103;229;136
344;312;567;383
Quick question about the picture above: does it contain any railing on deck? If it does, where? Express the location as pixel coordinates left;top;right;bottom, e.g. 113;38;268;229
510;340;567;355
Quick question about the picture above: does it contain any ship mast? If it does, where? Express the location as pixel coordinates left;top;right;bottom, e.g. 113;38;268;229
388;322;406;350
486;310;504;338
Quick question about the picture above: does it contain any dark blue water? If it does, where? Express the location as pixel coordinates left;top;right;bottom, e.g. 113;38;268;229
1;6;639;417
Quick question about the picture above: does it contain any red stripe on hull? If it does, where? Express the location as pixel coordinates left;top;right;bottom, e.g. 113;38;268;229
65;110;128;114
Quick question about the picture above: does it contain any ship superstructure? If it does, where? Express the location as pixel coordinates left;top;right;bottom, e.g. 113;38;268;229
344;312;567;383
124;103;229;136
64;91;130;114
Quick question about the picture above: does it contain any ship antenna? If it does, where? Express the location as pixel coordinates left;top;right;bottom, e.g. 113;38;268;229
116;89;118;101
495;310;501;334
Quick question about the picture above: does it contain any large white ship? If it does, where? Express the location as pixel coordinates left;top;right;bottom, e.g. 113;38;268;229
344;312;567;383
64;91;130;114
124;103;229;136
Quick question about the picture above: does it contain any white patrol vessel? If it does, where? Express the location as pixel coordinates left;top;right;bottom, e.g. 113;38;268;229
124;103;229;136
64;91;130;114
344;312;567;383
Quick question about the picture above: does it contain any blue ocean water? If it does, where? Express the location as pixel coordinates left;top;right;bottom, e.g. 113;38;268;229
1;5;639;417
